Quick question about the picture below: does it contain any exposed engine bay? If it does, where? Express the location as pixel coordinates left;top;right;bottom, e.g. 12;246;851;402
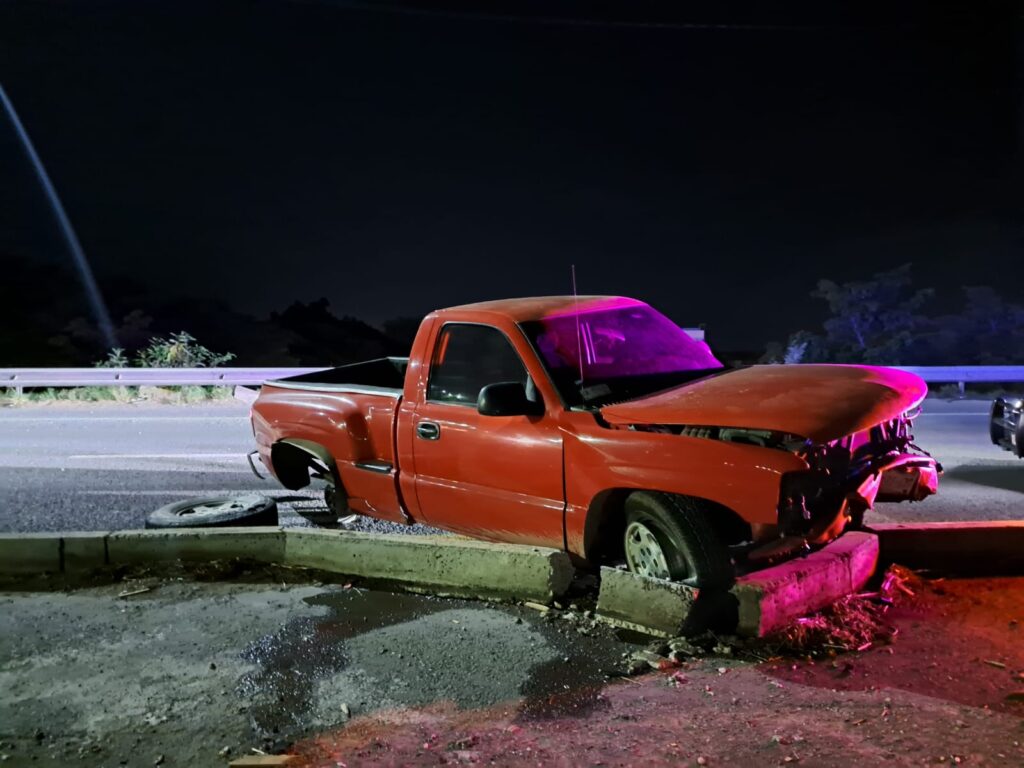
629;410;941;563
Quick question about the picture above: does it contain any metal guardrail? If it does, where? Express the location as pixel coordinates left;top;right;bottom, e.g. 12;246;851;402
2;365;1023;396
892;366;1024;396
892;366;1024;383
0;367;325;392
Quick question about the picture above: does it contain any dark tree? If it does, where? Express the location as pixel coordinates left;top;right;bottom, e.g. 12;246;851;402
766;265;1024;366
270;298;401;366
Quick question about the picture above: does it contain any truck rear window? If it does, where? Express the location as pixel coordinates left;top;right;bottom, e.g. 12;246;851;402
427;324;527;406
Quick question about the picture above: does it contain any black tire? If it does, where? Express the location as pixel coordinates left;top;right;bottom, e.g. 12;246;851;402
1015;417;1024;459
145;496;278;529
622;491;734;589
990;399;1006;445
292;484;347;527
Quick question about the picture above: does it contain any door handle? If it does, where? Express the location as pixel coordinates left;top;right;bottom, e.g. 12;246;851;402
416;421;440;441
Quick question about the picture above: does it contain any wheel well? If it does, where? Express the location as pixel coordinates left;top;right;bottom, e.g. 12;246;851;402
269;440;338;490
583;489;752;565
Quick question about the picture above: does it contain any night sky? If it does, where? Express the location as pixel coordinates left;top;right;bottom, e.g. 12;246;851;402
2;0;1021;353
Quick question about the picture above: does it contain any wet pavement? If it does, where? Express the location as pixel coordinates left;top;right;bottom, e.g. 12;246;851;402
237;587;631;746
0;575;637;767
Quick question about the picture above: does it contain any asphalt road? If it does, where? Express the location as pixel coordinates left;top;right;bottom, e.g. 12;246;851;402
0;400;328;533
0;396;1020;533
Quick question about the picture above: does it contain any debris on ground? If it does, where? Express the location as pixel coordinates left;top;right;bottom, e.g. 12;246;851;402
117;586;152;598
522;601;550;613
762;565;919;657
228;756;297;767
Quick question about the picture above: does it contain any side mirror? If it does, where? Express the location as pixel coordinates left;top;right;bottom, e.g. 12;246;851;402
477;381;543;417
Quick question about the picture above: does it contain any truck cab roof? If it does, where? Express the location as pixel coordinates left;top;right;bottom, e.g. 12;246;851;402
433;296;644;324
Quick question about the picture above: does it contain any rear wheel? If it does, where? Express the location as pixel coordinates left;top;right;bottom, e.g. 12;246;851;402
623;492;734;589
289;482;347;526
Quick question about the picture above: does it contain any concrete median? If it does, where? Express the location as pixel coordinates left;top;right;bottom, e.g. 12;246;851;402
284;529;574;602
107;527;286;565
62;531;110;572
0;526;575;603
0;532;62;575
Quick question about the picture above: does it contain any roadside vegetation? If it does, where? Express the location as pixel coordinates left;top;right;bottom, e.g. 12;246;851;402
763;264;1024;367
1;332;235;406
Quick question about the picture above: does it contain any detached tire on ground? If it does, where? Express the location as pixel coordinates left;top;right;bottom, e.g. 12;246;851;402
622;491;734;589
145;496;278;529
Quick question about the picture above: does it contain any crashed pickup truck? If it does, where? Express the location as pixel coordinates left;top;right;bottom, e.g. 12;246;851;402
250;296;939;588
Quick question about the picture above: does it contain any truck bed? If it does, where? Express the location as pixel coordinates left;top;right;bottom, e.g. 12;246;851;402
253;357;409;523
266;356;409;394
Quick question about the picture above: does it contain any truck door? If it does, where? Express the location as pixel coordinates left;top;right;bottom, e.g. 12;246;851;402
410;322;565;548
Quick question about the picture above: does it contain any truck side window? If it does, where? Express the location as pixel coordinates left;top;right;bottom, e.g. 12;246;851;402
427;324;527;405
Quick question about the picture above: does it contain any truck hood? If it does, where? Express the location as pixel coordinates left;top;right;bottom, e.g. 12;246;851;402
600;364;928;444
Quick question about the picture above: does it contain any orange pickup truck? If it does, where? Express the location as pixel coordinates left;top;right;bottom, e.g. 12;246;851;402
250;296;939;587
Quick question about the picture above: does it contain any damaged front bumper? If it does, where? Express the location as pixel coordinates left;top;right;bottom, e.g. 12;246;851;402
750;441;941;565
873;453;940;503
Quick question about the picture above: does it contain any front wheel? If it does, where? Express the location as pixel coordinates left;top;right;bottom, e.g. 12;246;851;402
623;492;734;589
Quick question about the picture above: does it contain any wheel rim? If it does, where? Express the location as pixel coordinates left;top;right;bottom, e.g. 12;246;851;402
175;496;263;519
624;521;673;579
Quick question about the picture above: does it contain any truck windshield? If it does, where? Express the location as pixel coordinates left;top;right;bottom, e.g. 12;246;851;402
520;304;724;408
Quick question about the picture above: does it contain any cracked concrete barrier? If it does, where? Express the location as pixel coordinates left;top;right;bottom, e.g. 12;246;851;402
595;532;880;638
595;567;700;636
284;529;574;603
732;531;879;637
870;521;1024;576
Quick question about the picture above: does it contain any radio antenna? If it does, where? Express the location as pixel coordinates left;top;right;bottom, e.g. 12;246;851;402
571;264;585;388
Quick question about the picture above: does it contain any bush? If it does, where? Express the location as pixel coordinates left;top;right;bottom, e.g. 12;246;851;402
135;332;235;368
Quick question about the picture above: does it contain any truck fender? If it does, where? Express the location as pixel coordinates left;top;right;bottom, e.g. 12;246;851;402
270;439;340;491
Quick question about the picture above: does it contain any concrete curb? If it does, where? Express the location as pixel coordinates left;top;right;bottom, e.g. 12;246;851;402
595;566;699;637
0;532;63;574
869;521;1024;576
594;532;880;639
285;529;573;602
108;528;286;565
0;527;574;603
732;531;879;637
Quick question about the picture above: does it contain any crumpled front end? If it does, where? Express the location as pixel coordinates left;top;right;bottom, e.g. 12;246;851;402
761;408;940;563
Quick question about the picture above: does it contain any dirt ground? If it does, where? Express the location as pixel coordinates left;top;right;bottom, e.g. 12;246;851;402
2;569;1022;768
0;567;630;767
295;574;1024;767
